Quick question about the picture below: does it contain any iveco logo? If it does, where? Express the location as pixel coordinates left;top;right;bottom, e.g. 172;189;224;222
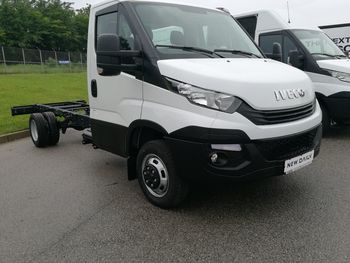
274;88;306;102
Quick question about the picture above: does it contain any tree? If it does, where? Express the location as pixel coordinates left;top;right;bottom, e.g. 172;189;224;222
0;0;90;51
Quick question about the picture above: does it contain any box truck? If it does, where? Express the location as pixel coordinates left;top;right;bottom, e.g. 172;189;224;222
320;23;350;55
12;2;322;208
237;10;350;133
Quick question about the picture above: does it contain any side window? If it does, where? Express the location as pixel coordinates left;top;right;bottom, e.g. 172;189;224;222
96;12;118;38
96;10;138;75
259;34;283;61
118;14;135;50
96;12;135;50
283;36;300;64
237;16;257;39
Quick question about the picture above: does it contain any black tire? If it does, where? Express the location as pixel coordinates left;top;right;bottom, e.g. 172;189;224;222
320;103;331;136
136;140;189;208
43;112;60;146
29;113;49;148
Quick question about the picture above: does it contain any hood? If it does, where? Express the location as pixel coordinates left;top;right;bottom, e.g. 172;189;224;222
317;59;350;73
158;58;315;110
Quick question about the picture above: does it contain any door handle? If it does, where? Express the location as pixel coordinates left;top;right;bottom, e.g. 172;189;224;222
91;79;97;98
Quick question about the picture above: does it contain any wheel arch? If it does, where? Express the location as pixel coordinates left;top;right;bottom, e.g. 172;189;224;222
126;120;168;180
127;120;168;155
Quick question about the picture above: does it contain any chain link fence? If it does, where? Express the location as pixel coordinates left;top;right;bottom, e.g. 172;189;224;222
0;46;87;74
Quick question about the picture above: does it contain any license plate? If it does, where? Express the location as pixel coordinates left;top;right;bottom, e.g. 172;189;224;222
284;150;314;174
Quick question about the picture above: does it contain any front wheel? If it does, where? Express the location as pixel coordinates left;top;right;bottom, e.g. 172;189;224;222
137;140;189;208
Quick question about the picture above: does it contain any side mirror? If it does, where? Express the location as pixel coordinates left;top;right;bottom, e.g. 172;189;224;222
289;50;305;69
272;42;282;61
96;34;141;76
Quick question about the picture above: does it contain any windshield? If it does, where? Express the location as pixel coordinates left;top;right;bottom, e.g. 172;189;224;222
134;3;263;59
293;29;346;60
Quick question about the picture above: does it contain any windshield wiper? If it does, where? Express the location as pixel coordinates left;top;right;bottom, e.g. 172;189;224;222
155;45;224;58
336;54;348;59
311;53;346;59
214;49;262;58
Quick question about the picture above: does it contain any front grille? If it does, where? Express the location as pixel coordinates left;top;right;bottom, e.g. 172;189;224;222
238;101;316;125
255;127;319;161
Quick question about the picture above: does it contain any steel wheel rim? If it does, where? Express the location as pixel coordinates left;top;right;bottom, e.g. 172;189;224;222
142;154;169;198
30;120;38;141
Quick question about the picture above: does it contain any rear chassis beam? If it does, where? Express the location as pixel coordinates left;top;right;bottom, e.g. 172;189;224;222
11;100;91;133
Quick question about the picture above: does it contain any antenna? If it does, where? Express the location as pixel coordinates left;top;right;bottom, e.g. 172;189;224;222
287;1;291;24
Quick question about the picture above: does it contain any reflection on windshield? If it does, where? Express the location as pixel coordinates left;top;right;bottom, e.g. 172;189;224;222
134;3;263;59
293;30;346;60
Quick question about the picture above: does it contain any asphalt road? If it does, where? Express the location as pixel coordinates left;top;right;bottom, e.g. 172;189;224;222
1;128;350;263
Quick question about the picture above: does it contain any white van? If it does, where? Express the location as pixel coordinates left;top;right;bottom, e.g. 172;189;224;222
320;23;350;55
13;2;322;208
236;10;350;133
320;24;350;57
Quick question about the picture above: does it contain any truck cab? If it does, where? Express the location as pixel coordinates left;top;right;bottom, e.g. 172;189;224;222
86;2;322;207
12;1;322;208
236;10;350;133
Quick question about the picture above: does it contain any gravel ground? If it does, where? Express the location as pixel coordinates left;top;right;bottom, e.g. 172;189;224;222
0;128;350;263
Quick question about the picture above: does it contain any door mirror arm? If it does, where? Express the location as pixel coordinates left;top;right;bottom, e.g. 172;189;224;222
96;50;142;58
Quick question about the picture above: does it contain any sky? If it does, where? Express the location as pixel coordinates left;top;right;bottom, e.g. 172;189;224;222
71;0;349;27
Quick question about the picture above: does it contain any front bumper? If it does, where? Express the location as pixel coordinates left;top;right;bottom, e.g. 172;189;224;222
323;92;350;122
166;124;322;182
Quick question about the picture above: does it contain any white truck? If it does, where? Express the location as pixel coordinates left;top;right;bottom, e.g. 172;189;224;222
320;23;350;55
236;10;350;133
12;1;322;208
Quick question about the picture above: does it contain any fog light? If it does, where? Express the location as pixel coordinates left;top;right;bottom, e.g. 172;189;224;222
211;144;242;152
210;153;219;163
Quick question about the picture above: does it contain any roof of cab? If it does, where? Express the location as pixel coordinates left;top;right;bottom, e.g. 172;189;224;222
91;0;222;12
235;9;321;32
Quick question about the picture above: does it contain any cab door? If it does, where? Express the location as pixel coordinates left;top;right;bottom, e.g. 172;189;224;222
89;4;143;156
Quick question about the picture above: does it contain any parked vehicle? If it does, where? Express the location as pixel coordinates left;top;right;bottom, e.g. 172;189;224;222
237;10;350;133
12;2;322;208
320;23;350;56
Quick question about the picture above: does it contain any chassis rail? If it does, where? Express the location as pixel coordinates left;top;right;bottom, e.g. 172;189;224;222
11;100;90;132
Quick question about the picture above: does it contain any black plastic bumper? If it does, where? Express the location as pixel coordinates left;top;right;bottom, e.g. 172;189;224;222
323;92;350;122
165;124;322;182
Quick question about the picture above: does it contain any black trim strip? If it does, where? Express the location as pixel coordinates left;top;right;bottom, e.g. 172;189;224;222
168;126;250;144
91;119;128;157
320;23;350;29
238;101;316;125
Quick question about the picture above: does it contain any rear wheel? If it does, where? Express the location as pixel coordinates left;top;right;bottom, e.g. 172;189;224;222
29;113;49;148
43;112;60;146
137;140;189;208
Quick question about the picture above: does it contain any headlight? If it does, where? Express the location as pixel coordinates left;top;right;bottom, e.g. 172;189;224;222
326;69;350;83
167;78;242;113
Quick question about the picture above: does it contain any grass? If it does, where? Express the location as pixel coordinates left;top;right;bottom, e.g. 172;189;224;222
0;73;87;135
0;64;86;74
